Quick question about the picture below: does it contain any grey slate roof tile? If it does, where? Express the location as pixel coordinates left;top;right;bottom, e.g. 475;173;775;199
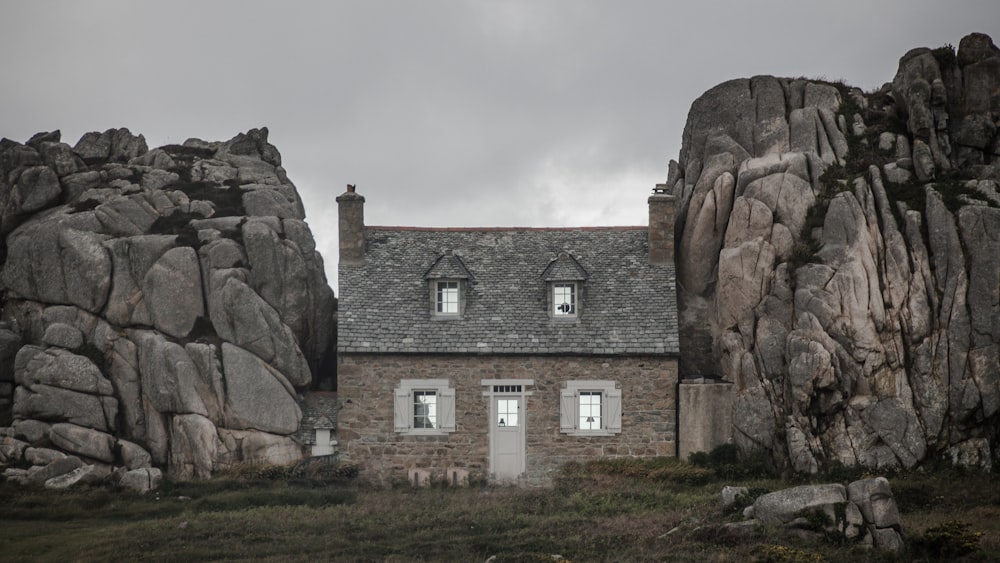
423;251;473;280
339;227;679;355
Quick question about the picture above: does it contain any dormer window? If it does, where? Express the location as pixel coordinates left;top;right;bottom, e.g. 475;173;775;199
542;252;588;320
425;250;473;319
553;282;577;317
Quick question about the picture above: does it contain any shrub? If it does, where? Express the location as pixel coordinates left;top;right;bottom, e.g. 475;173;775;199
646;463;715;485
706;443;741;465
725;486;771;516
788;239;822;273
931;44;957;72
795;507;833;532
891;481;938;511
689;444;774;480
911;520;983;559
816;461;868;484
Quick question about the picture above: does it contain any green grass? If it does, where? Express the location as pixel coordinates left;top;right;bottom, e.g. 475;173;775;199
1;460;999;562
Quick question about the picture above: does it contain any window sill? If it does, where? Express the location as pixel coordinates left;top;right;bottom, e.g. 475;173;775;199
398;429;452;437
431;314;463;321
562;429;618;437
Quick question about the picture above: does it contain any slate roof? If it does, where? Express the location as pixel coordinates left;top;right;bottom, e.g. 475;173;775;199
338;226;679;356
424;252;474;280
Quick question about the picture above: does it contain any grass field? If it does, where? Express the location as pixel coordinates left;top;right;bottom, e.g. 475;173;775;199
1;456;999;562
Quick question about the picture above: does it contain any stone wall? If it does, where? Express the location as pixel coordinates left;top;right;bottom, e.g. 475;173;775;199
338;353;678;485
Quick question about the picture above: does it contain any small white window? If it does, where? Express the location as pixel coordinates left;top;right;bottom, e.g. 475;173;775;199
436;281;459;314
560;380;621;436
497;398;519;427
553;282;576;316
394;379;455;435
431;279;464;318
578;391;602;430
413;391;437;428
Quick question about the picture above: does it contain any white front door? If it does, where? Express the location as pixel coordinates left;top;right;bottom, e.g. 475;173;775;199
491;395;525;481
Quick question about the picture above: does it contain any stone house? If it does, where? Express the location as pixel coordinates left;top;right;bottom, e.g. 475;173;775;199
335;185;682;485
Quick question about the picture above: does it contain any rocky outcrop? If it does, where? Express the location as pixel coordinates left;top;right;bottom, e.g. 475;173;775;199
671;33;1000;472
731;477;903;550
0;128;335;483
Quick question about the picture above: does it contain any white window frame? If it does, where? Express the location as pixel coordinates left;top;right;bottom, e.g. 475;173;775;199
560;380;621;436
551;281;579;318
430;279;464;318
394;379;455;435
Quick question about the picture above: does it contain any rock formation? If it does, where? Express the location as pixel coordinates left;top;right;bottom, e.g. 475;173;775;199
0;127;335;485
725;477;904;551
671;33;1000;472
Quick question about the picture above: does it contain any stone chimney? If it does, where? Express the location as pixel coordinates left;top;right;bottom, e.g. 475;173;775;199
337;184;365;265
648;184;675;265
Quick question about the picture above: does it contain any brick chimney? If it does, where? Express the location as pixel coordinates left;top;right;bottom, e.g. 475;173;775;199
648;184;675;265
337;184;365;265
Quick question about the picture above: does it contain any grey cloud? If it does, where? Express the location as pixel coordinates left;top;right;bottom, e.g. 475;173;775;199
2;0;997;287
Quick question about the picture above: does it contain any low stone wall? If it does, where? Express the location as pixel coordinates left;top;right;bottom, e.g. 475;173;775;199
338;353;678;485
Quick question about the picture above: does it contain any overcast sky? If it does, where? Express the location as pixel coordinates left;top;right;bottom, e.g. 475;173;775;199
2;1;997;288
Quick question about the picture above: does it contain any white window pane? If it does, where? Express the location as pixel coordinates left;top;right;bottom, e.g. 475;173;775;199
437;281;459;314
579;391;601;430
414;391;437;428
554;283;576;315
497;398;518;427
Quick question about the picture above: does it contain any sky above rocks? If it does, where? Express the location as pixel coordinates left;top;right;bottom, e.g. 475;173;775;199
2;1;997;287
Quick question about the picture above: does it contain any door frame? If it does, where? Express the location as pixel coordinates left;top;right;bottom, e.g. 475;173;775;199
481;379;533;481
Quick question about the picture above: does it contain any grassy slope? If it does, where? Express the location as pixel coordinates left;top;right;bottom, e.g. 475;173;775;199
1;459;999;562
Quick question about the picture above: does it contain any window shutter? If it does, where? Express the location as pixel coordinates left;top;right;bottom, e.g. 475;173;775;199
606;389;622;433
560;389;576;433
393;388;410;432
439;387;456;431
